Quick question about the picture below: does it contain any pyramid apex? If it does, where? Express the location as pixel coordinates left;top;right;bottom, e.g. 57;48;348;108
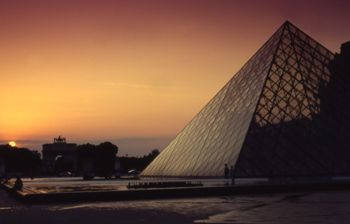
283;20;291;25
277;20;294;33
282;20;295;28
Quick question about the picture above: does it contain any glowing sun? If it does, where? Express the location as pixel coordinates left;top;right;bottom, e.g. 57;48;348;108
8;141;16;147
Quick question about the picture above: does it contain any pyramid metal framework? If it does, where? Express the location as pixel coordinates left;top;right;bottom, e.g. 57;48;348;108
142;21;350;178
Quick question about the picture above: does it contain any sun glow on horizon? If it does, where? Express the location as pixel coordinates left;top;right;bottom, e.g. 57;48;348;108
8;141;16;147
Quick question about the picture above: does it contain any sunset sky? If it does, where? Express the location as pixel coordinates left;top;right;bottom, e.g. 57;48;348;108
1;0;349;155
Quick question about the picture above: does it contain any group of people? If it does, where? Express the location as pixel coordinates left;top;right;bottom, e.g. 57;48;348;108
224;164;235;185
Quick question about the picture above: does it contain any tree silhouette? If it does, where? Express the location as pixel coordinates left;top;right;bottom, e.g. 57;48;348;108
0;144;41;177
76;142;118;178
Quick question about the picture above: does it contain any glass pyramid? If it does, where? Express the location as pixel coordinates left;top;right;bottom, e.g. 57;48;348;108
142;21;350;178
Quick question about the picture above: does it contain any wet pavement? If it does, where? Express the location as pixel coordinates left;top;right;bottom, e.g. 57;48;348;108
1;178;350;224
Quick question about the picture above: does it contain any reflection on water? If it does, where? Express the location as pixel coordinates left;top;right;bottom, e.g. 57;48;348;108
48;191;350;224
196;192;350;224
2;183;350;224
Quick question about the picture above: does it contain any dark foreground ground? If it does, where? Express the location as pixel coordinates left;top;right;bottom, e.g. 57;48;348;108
2;187;350;224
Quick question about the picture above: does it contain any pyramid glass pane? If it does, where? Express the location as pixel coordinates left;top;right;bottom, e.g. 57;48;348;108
142;24;283;177
142;21;350;178
234;23;343;177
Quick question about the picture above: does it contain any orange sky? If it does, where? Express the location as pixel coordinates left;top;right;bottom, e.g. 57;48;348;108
1;0;349;155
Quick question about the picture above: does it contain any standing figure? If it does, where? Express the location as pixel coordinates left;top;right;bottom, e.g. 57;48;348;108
230;165;235;185
224;164;229;178
13;176;23;191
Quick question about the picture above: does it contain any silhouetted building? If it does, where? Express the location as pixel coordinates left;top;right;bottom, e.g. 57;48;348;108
0;158;5;178
142;21;350;178
42;136;77;175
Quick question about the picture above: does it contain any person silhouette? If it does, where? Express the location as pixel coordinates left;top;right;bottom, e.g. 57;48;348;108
224;164;229;178
230;165;235;185
13;176;23;191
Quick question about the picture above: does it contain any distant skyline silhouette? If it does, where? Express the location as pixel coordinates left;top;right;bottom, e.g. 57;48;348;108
0;137;171;157
1;0;350;155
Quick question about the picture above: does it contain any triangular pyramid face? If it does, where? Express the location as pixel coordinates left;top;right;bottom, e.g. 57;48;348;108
142;21;343;178
234;23;340;177
142;23;285;177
